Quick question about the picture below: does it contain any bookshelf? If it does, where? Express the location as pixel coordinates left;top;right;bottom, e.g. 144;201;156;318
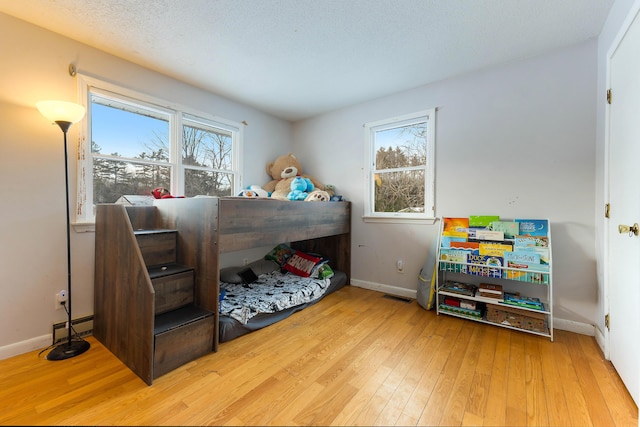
436;216;553;341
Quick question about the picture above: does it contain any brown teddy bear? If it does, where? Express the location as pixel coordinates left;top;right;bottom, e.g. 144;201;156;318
263;153;324;200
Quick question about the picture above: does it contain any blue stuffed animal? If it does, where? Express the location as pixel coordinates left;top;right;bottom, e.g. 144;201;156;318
287;176;314;201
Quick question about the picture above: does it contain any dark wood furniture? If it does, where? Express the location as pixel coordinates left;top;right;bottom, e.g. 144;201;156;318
94;197;351;384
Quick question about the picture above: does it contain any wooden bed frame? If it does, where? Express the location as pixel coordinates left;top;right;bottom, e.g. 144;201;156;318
94;197;351;384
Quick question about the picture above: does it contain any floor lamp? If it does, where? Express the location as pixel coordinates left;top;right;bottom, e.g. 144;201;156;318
37;100;91;360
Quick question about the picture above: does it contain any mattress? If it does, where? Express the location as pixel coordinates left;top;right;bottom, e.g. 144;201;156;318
219;270;347;343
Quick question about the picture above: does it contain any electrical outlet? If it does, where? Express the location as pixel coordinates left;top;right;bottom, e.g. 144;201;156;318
55;290;67;310
396;259;404;273
243;258;249;266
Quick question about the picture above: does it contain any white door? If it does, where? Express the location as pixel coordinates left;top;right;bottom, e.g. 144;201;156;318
608;7;640;406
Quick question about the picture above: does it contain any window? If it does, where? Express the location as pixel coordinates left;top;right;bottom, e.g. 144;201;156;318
76;76;242;225
364;109;435;222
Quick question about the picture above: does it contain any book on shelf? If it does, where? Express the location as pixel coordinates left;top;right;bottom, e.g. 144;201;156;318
469;215;500;227
443;217;470;233
506;260;549;272
516;246;550;264
515;219;548;237
502;292;545;310
504;250;541;265
467;253;502;278
475;293;504;303
460;299;477;310
478;283;503;295
440;280;477;297
438;303;483;319
441;236;467;248
478;243;513;257
443;230;468;238
475;230;505;241
439;249;469;263
444;297;460;307
450;241;480;250
459;227;485;239
489;221;520;239
514;235;549;248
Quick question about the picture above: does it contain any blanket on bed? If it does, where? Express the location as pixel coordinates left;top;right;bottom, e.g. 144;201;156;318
220;271;331;325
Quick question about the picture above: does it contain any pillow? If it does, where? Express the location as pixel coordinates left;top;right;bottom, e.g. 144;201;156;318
264;243;296;266
284;251;323;277
312;261;334;279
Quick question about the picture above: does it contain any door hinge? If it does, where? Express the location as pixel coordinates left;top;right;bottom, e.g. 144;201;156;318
605;203;610;218
605;313;610;330
607;89;612;104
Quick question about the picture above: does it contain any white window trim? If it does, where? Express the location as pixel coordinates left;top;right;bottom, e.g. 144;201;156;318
73;74;243;231
363;108;436;224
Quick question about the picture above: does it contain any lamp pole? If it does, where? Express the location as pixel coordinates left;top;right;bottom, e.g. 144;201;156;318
37;101;90;360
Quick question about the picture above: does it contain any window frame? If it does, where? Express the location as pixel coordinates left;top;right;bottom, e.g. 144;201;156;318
363;108;436;224
74;74;243;229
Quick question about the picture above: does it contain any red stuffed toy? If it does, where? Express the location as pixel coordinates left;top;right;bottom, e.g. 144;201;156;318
151;187;184;199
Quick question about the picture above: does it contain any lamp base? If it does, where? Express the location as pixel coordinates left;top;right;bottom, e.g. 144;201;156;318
46;339;90;361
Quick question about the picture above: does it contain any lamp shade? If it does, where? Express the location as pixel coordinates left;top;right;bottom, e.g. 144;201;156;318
37;100;85;124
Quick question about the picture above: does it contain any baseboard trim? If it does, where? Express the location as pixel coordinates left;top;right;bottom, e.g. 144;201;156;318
0;334;52;360
350;279;418;300
351;280;596;337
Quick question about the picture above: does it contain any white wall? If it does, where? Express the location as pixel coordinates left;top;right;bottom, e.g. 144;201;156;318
0;13;293;357
293;40;599;331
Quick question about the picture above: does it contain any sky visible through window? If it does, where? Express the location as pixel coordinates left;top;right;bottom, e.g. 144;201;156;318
91;103;168;159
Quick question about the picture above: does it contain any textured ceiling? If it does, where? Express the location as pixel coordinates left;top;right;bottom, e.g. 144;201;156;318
0;0;614;121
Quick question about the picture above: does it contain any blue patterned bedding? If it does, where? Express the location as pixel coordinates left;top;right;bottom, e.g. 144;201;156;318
220;270;331;325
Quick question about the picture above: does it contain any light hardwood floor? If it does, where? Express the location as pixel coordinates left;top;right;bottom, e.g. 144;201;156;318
0;286;637;426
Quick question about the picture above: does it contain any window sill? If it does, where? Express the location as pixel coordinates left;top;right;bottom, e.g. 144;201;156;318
72;222;96;233
362;216;437;225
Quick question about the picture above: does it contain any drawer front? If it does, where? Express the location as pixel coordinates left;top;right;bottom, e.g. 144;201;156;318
153;271;194;314
153;315;214;379
136;232;177;266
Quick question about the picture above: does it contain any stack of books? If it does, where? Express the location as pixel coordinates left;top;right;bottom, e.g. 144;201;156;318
439;281;476;297
502;292;545;311
477;283;503;300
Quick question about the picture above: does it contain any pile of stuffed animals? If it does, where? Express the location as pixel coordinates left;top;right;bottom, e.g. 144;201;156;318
238;153;334;202
152;153;336;202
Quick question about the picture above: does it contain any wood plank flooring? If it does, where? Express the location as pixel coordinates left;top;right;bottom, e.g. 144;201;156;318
0;286;636;426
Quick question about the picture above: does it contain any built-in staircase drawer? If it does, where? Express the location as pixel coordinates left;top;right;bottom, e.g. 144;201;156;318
153;305;214;379
148;264;194;314
135;229;177;266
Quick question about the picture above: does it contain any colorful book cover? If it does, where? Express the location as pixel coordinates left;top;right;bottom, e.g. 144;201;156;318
515;219;548;237
469;215;500;227
506;261;549;272
438;303;483;319
450;241;480;250
443;217;469;238
443;217;470;233
441;236;467;248
442;230;468;239
489;221;520;239
440;281;477;297
460;227;484;239
479;243;513;257
478;283;503;294
467;253;502;278
517;246;550;264
475;230;505;241
439;249;469;273
514;235;549;248
504;251;541;265
502;293;545;310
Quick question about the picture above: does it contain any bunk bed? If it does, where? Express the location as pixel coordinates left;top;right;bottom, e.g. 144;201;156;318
94;197;351;384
